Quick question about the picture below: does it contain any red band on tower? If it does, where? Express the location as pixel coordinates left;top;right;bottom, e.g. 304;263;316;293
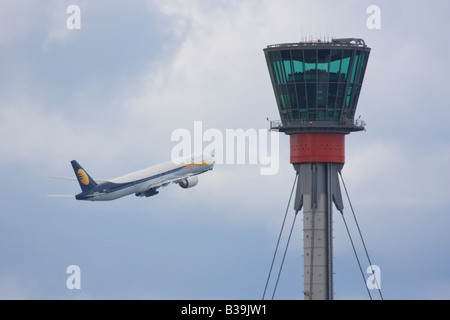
290;133;345;164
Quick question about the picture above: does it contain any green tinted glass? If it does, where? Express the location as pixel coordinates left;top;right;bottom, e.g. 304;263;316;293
281;50;293;83
276;85;289;109
304;50;317;82
346;85;353;108
329;50;342;82
335;83;346;110
265;43;370;125
267;52;279;84
357;52;368;84
288;84;298;109
291;50;304;82
350;52;360;83
306;83;316;109
317;49;330;82
327;83;338;109
317;82;328;109
296;83;307;109
271;51;282;84
340;50;353;82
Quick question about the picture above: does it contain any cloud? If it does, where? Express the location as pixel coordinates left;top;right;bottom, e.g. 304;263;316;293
127;0;325;128
0;1;38;48
0;1;84;49
0;274;38;299
43;2;81;48
0;104;121;170
345;139;450;209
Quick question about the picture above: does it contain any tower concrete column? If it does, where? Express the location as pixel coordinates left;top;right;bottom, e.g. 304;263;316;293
293;163;344;300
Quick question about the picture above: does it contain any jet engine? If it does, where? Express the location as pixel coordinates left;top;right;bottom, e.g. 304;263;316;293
135;188;159;197
178;176;199;189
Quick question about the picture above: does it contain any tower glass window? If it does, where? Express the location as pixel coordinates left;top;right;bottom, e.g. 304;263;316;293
264;39;371;132
292;50;305;82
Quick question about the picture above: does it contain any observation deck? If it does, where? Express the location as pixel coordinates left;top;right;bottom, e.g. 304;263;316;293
264;38;371;134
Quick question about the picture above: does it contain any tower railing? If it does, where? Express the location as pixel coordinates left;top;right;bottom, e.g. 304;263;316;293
269;118;366;133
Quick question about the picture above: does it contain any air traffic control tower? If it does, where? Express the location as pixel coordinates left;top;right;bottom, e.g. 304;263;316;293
264;38;371;300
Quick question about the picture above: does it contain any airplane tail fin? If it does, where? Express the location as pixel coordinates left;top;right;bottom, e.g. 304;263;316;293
71;160;98;192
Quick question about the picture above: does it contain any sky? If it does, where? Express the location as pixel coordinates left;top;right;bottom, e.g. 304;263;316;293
1;0;450;300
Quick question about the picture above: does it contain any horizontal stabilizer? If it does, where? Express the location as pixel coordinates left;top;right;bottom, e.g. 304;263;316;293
47;195;75;198
43;175;108;183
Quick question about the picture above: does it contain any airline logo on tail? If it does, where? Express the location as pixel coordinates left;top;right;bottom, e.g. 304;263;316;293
71;160;97;192
77;169;90;185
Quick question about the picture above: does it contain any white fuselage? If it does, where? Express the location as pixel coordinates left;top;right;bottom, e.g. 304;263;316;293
75;154;214;201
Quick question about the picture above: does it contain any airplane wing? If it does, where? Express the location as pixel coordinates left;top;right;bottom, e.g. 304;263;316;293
137;173;197;196
149;176;187;189
149;173;197;189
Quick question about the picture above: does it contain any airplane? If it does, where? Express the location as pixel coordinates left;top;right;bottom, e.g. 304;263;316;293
50;153;214;201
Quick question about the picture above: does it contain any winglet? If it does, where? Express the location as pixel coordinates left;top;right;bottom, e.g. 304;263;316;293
71;160;98;192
